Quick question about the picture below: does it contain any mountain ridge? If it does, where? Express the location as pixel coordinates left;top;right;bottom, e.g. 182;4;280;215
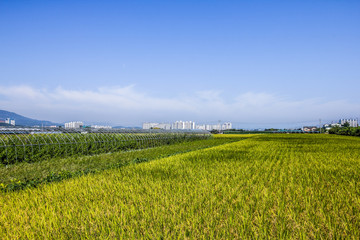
0;110;60;127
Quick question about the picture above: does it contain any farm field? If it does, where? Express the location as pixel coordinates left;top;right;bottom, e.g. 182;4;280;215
0;134;245;190
1;134;360;238
0;131;210;164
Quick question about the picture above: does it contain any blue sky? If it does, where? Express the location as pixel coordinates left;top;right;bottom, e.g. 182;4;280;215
1;0;359;128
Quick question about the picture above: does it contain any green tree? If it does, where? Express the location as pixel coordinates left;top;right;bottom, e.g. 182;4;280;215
342;122;350;127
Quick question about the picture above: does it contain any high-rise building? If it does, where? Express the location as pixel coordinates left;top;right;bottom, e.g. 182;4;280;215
195;124;206;130
65;121;83;129
144;120;233;131
339;119;358;127
172;121;195;130
5;118;15;126
222;122;232;130
199;122;233;131
183;121;195;130
172;121;184;129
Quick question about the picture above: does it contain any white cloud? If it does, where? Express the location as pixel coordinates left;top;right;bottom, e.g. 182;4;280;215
0;85;359;127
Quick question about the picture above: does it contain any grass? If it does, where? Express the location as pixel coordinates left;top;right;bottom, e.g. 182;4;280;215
1;134;360;238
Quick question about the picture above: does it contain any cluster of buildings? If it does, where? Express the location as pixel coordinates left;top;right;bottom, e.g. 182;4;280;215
64;121;83;129
6;118;15;126
0;118;16;126
302;118;359;132
339;119;358;127
142;121;233;131
302;126;318;132
323;119;358;130
64;121;112;129
3;116;358;132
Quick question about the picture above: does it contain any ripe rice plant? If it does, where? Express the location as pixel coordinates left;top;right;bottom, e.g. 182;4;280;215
0;134;359;238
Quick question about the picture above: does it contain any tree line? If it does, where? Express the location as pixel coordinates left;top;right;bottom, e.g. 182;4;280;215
328;122;360;136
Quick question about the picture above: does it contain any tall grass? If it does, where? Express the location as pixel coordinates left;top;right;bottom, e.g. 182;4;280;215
1;134;359;238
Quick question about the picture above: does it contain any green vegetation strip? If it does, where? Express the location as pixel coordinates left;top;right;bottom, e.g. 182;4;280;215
0;132;210;164
329;126;360;136
0;135;248;191
1;134;359;238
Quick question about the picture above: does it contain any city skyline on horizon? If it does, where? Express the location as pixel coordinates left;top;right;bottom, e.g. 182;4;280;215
2;109;359;130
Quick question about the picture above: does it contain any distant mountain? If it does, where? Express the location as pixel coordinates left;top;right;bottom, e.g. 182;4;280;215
0;110;60;127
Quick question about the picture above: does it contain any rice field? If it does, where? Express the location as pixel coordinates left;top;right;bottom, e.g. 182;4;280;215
1;134;360;239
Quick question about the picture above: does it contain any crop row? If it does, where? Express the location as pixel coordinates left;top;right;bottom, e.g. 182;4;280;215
0;132;210;165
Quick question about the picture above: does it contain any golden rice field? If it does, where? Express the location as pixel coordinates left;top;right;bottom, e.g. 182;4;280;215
1;134;360;239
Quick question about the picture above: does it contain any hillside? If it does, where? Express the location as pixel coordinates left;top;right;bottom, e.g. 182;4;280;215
0;110;60;127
